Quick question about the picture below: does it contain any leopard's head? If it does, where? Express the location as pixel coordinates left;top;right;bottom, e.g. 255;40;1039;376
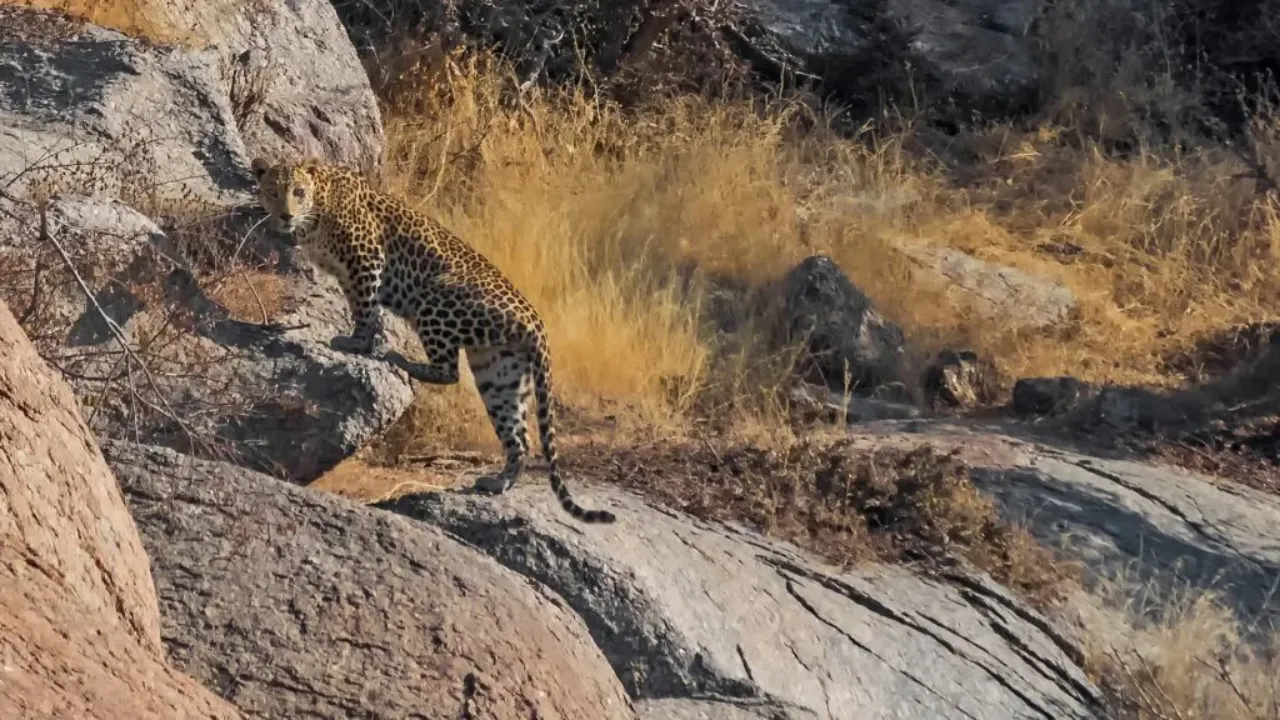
251;157;323;235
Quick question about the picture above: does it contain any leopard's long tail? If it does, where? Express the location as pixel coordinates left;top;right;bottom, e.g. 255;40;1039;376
531;344;616;524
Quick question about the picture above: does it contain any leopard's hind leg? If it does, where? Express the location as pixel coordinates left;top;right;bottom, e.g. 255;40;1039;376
467;346;534;495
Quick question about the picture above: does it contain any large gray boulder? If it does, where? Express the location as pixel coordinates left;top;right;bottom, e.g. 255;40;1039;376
107;440;637;720
170;0;384;171
330;0;1046;118
741;0;1046;115
1012;377;1095;416
0;0;382;210
378;479;1104;719
0;7;252;205
901;244;1079;332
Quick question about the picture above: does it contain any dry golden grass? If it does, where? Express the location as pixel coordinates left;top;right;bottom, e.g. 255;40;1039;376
204;270;296;324
1084;588;1280;719
367;50;1280;457
309;456;467;504
2;0;189;42
0;0;249;46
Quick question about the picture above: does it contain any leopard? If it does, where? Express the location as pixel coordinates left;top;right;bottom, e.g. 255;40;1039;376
249;156;616;524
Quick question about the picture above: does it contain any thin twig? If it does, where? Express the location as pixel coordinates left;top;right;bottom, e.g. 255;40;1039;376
232;212;270;262
364;479;453;505
694;428;724;466
1109;647;1179;720
237;267;271;325
40;200;198;447
86;351;128;429
1198;654;1268;720
18;245;44;325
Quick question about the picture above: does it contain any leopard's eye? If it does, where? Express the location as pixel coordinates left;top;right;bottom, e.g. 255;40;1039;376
292;187;306;200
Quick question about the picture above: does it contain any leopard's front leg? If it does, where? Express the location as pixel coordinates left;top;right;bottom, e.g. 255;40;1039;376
331;259;391;358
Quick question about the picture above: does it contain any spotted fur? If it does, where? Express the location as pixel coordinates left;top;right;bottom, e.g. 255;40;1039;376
250;156;616;524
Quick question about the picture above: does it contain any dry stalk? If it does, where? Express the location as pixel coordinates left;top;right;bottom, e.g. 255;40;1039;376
38;200;199;448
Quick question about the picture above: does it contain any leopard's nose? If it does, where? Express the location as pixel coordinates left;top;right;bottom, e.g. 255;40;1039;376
279;213;293;222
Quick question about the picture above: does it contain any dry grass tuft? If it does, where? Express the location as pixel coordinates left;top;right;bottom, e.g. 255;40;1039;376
204;270;295;324
0;0;261;46
308;456;463;504
368;376;503;460
1084;589;1280;719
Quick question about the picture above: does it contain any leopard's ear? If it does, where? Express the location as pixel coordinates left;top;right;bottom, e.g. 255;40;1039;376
250;157;271;181
299;156;323;172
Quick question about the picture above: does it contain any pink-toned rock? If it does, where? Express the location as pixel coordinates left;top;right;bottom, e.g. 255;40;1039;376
0;299;240;720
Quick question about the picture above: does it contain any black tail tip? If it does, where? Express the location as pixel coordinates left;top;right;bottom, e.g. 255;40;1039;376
568;505;617;524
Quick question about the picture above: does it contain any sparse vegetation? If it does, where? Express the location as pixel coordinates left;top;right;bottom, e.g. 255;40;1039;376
579;438;1081;609
0;104;288;460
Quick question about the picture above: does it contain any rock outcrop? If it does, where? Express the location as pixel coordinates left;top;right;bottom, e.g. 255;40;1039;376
331;0;1047;119
739;0;1047;117
0;3;413;482
7;4;1280;720
107;441;636;720
923;348;1000;410
1012;377;1095;416
165;0;385;171
0;6;251;204
0;0;380;207
378;480;1105;719
0;299;241;720
976;446;1280;629
783;254;907;395
902;244;1079;333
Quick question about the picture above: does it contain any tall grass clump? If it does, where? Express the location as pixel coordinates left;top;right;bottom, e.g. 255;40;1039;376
1084;587;1280;719
371;51;936;450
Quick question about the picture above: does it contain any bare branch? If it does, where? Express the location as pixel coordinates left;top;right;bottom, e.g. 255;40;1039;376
39;199;199;447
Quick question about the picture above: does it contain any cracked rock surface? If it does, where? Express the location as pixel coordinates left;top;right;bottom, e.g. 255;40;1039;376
379;483;1105;720
974;444;1280;628
843;421;1280;631
0;7;252;205
107;441;636;720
